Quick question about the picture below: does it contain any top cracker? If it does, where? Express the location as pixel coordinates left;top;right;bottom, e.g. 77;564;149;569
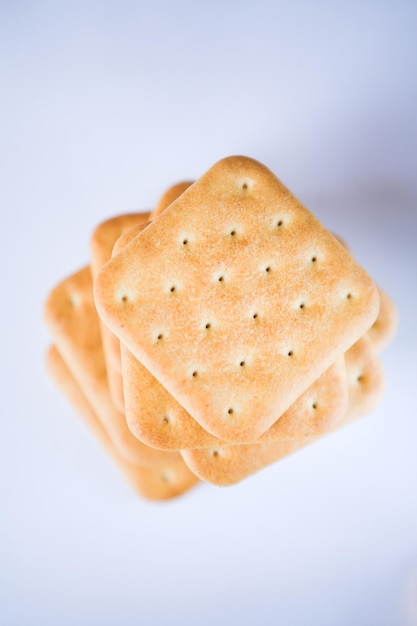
95;156;379;441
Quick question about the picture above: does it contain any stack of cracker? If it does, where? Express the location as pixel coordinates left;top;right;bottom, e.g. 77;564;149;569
44;156;397;500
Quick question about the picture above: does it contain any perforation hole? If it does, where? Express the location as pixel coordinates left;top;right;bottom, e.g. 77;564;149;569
230;230;236;236
121;295;128;303
346;292;352;300
205;323;211;329
192;371;198;378
227;408;234;415
312;402;317;410
239;179;253;192
218;276;224;282
170;286;176;293
240;361;245;367
287;350;294;357
299;303;305;309
311;256;317;263
162;416;169;425
212;450;219;458
182;239;188;245
277;220;283;227
252;313;258;319
357;374;363;383
265;266;271;273
157;333;163;341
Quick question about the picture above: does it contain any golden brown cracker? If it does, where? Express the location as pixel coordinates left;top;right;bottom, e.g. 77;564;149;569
122;348;348;449
114;217;349;450
95;155;379;441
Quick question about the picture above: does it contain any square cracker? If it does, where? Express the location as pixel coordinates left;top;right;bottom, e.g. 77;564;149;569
44;266;178;467
46;346;199;500
121;327;348;449
180;334;385;486
120;257;388;451
91;212;150;411
95;155;379;441
113;222;349;450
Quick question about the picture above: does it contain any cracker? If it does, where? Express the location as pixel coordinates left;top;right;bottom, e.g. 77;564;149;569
150;181;194;220
44;266;178;467
122;348;348;449
114;219;349;450
46;346;199;500
95;155;379;441
181;337;385;486
91;212;150;411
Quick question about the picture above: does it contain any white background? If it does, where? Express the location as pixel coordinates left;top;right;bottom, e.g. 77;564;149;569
1;1;416;625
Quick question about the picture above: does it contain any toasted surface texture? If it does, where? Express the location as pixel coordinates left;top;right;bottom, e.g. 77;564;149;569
44;266;178;466
180;336;385;486
46;346;199;500
95;156;379;441
122;346;348;449
115;216;349;450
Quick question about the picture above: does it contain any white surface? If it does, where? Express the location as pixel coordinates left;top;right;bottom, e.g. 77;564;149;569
1;1;416;625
